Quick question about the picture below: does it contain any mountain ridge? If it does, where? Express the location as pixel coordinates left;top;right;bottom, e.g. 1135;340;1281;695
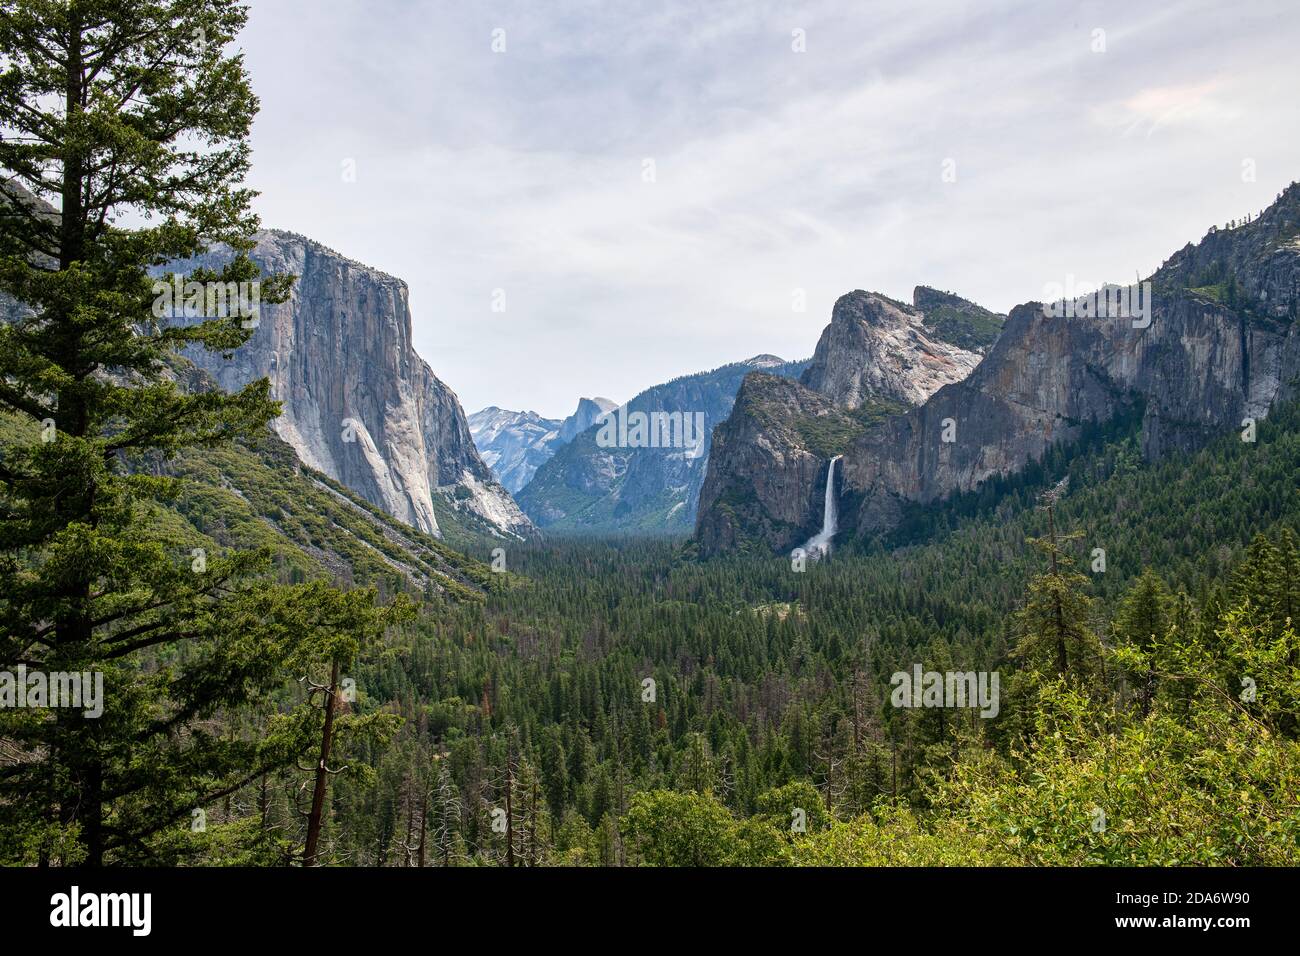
517;354;809;533
469;396;616;493
695;182;1300;555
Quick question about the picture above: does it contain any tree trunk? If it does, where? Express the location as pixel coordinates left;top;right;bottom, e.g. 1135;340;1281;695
417;792;428;868
303;659;340;866
402;777;415;866
57;12;105;867
891;738;898;802
529;781;538;867
504;764;514;868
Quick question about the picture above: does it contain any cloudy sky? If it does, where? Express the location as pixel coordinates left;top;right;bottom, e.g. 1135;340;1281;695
237;0;1300;418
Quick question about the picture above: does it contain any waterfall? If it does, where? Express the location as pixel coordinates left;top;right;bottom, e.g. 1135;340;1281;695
796;455;842;561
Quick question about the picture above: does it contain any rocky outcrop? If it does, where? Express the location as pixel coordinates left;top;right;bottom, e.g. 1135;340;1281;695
558;397;617;444
694;372;863;554
911;285;1006;354
697;181;1300;555
174;230;534;540
696;289;1002;554
518;355;807;532
800;291;985;408
468;397;615;493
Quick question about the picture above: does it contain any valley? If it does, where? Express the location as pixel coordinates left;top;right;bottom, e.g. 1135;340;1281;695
2;0;1298;879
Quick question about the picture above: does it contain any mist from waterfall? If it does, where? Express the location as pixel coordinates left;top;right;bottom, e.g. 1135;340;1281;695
796;455;842;562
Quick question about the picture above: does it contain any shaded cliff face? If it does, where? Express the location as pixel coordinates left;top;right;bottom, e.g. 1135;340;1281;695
558;397;617;443
694;373;878;554
518;355;807;532
696;289;1000;554
697;182;1300;555
468;396;615;493
176;230;534;540
845;290;1298;533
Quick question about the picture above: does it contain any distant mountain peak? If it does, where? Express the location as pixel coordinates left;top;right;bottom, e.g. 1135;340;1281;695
517;355;810;533
557;396;617;444
468;396;619;494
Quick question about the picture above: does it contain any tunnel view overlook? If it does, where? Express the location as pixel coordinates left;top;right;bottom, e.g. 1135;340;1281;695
1;0;1297;938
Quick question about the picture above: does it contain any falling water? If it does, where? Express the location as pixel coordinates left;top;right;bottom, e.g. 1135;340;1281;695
796;455;842;561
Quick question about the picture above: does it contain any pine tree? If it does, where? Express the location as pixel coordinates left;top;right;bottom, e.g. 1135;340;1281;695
1011;493;1103;689
1260;528;1300;638
0;0;392;865
1112;569;1172;715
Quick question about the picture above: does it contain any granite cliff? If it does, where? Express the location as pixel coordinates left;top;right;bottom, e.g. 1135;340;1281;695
696;184;1300;555
174;231;534;541
696;288;998;554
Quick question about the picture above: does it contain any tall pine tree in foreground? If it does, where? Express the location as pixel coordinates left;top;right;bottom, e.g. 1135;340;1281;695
0;0;397;865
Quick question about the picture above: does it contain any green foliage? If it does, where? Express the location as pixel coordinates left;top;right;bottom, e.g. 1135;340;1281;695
623;790;741;866
3;1;1296;868
793;398;909;458
1012;515;1104;688
789;803;1002;866
921;303;1004;353
98;398;1300;866
0;0;416;866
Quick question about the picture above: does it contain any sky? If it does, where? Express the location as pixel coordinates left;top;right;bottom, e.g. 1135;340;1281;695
236;0;1300;419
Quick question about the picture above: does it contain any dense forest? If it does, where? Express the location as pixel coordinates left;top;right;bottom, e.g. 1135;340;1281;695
256;400;1300;866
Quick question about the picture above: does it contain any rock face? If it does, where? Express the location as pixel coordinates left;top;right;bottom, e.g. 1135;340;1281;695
694;373;856;554
468;408;561;494
175;230;534;540
696;288;1001;554
557;396;617;444
468;397;615;494
799;291;985;408
518;355;807;532
697;182;1300;555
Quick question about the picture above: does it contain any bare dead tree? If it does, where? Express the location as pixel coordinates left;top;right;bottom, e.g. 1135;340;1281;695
528;778;539;867
813;718;848;817
390;765;425;867
429;758;462;867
